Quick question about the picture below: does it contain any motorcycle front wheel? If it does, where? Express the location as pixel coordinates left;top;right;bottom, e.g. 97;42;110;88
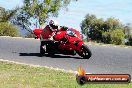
78;45;92;59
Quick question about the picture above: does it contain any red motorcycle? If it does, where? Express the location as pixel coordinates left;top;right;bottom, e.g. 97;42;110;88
33;28;92;59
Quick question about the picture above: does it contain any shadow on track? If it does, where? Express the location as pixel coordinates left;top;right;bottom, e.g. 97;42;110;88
19;53;82;59
19;53;40;57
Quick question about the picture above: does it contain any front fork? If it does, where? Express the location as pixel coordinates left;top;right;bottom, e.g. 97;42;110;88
75;41;84;51
74;41;85;56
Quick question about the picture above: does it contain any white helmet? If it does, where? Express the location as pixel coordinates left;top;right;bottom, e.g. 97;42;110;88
49;20;59;31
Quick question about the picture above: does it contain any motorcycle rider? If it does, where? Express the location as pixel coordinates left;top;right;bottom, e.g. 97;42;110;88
40;19;68;42
40;20;59;41
40;19;68;54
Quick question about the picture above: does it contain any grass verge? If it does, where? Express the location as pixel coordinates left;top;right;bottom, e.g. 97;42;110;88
0;61;131;88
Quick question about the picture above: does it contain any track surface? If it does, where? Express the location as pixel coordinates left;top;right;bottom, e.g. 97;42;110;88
0;37;132;75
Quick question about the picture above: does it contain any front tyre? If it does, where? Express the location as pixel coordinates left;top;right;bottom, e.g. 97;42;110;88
78;45;92;59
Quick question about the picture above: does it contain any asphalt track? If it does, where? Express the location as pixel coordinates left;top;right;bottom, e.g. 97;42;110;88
0;37;132;76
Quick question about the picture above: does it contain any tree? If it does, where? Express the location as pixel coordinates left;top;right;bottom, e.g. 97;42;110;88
80;14;124;43
102;32;111;44
123;23;132;38
0;7;18;22
102;18;122;32
13;0;77;28
110;29;125;45
102;29;125;45
127;35;132;45
123;23;132;45
11;0;77;37
81;14;97;35
25;32;36;38
0;22;19;37
0;7;19;37
80;14;104;42
11;10;33;33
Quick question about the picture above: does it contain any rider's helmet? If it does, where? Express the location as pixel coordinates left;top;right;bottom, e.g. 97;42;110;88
49;20;59;31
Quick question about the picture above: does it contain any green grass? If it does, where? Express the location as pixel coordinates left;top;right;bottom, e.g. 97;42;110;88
0;61;131;88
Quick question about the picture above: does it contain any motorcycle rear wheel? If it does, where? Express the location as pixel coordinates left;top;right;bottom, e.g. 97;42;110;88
40;41;46;55
79;45;92;59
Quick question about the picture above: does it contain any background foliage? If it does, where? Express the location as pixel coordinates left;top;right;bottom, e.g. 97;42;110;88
1;1;132;46
0;22;19;37
0;7;19;37
80;14;132;45
1;0;77;37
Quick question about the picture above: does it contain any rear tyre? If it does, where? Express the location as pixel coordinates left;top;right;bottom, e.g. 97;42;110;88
46;42;55;56
78;45;92;59
40;41;46;55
